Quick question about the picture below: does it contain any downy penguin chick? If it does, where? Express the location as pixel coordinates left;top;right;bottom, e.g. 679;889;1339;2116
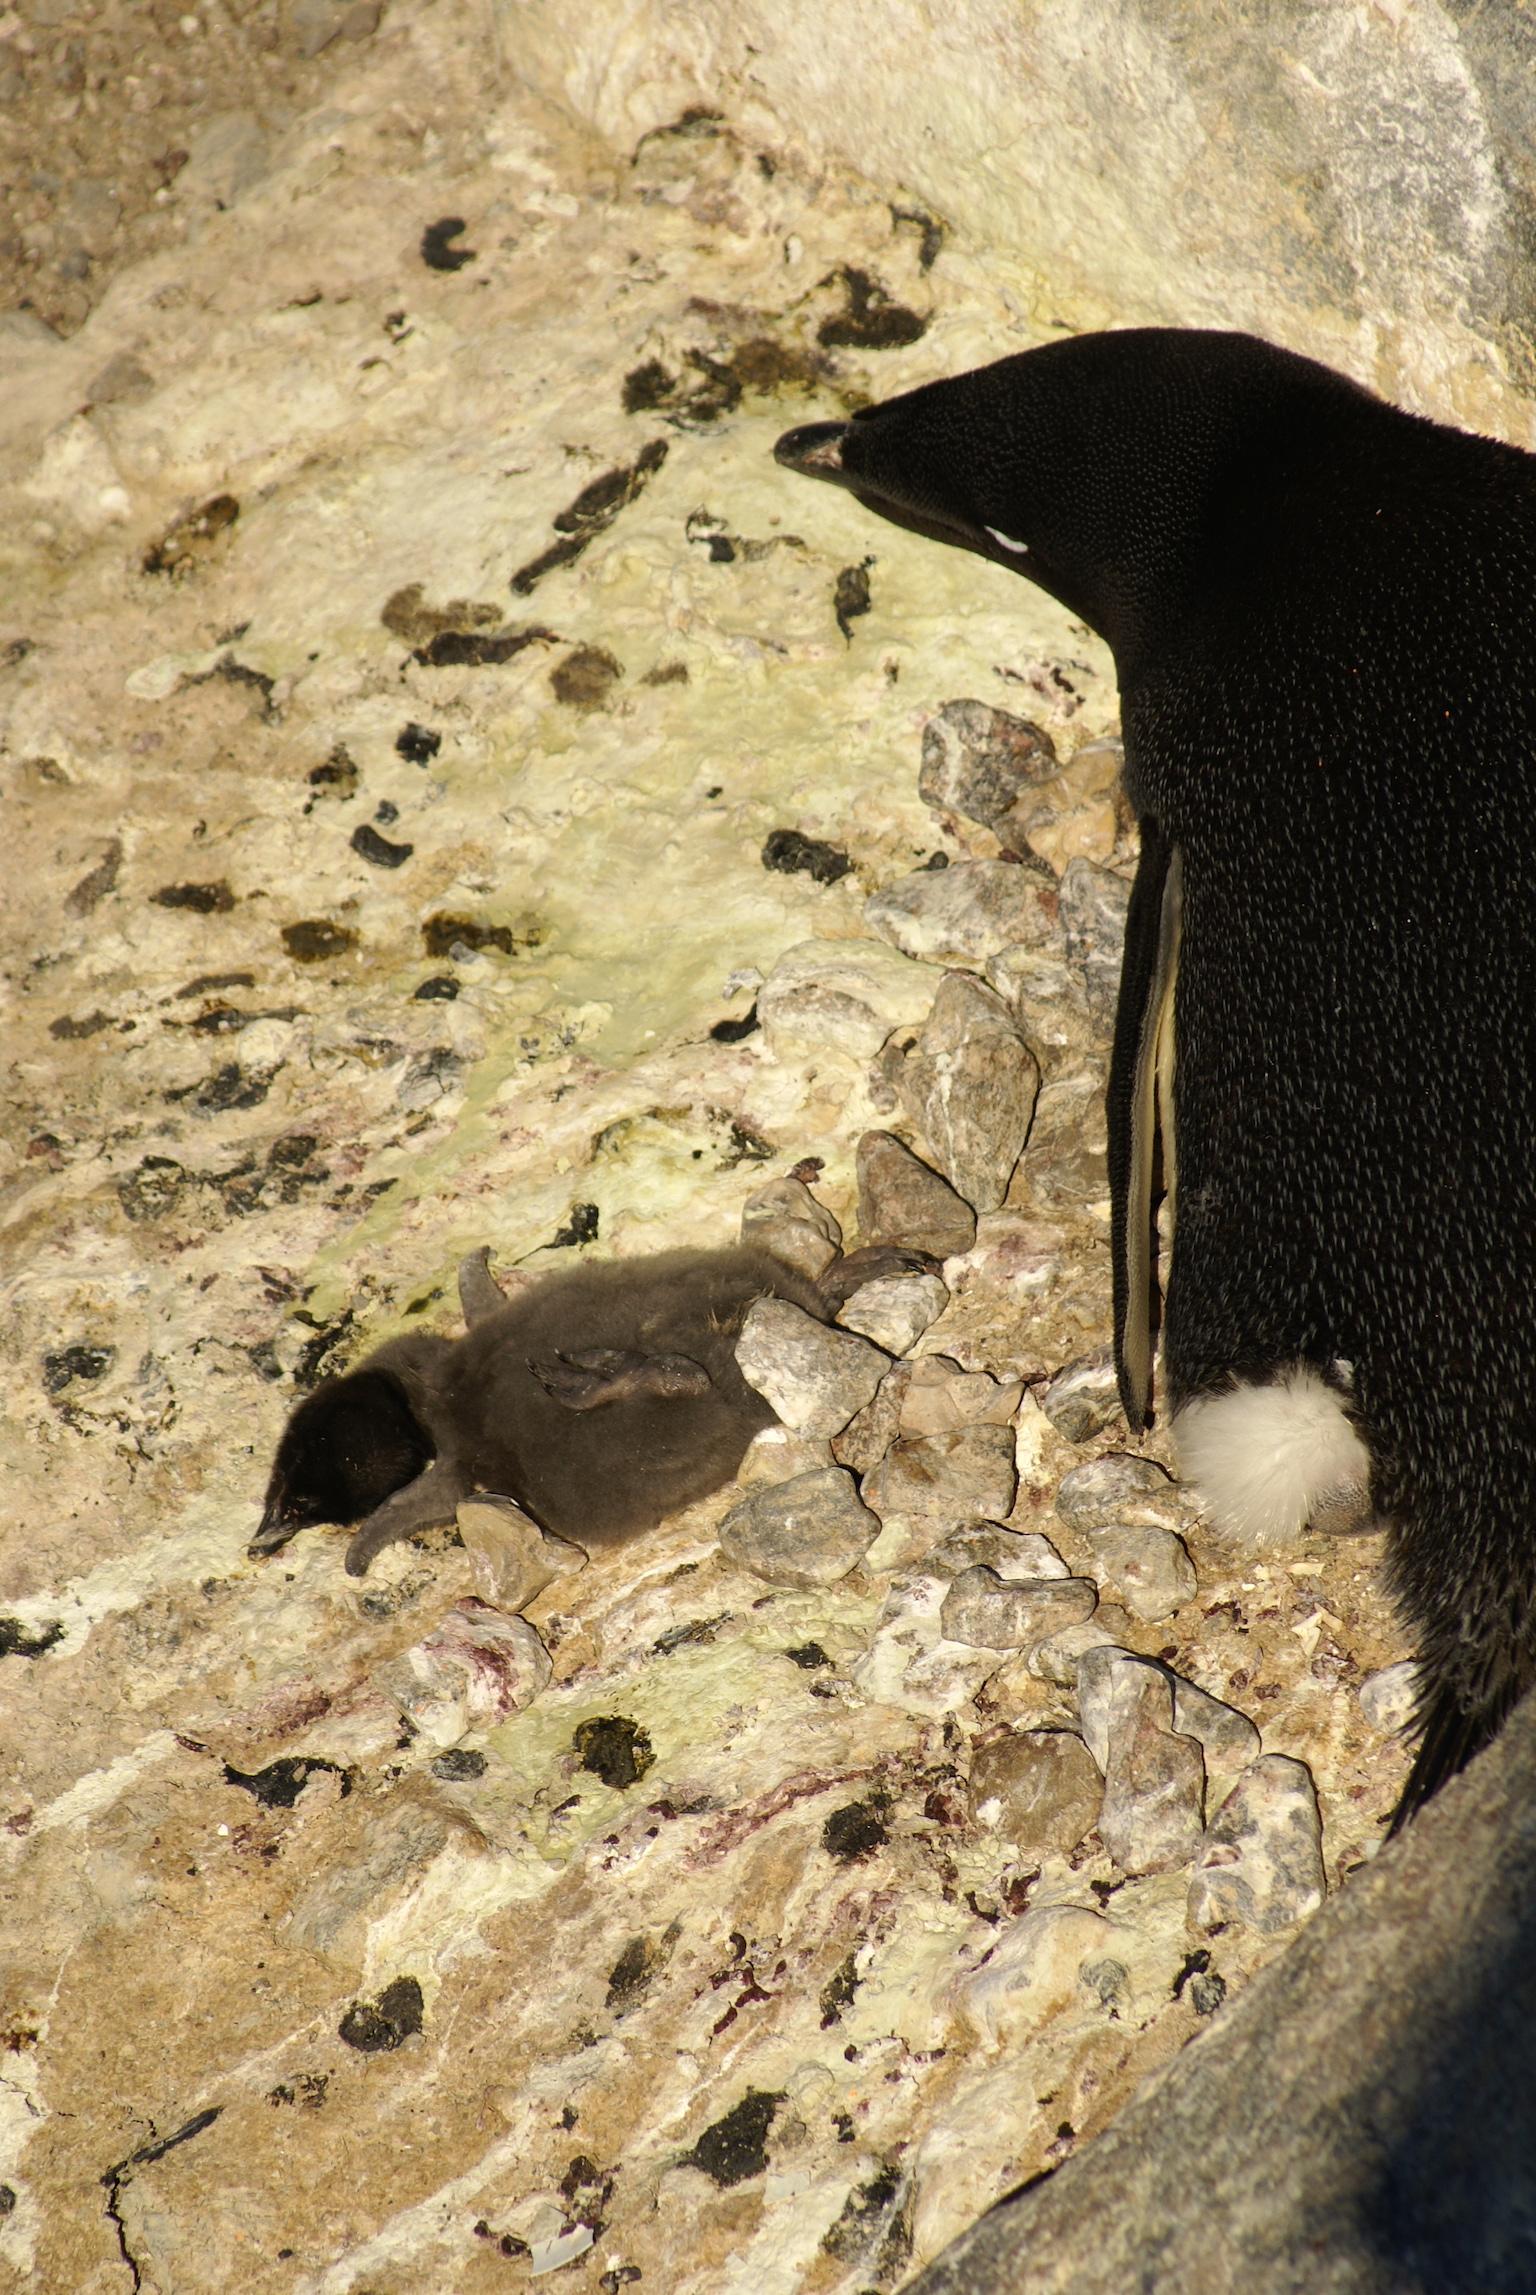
255;1241;922;1576
777;329;1536;1823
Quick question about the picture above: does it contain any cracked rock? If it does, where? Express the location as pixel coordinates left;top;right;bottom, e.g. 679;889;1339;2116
837;1269;950;1354
855;1128;977;1258
736;1298;889;1436
1039;1353;1122;1443
918;698;1061;849
865;858;1060;965
758;937;942;1060
939;1566;1098;1652
1086;1522;1198;1622
1097;1667;1207;1877
1056;1452;1176;1534
718;1466;879;1587
739;1174;842;1280
862;1423;1019;1568
831;1362;910;1476
890;971;1040;1213
969;1727;1103;1856
1189;1755;1327;1934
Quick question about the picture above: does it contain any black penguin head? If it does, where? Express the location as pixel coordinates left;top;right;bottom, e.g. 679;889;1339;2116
253;1368;435;1555
775;328;1377;674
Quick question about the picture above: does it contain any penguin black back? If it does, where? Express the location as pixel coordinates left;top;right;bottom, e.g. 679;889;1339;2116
778;328;1536;1822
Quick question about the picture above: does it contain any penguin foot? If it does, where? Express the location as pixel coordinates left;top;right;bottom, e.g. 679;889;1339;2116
1172;1364;1374;1546
817;1245;942;1313
528;1348;712;1409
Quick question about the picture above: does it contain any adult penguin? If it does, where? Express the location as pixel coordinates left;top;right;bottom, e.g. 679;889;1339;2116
776;328;1536;1822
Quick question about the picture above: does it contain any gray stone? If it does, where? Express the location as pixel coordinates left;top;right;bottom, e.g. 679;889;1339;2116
861;1424;1020;1569
1086;1523;1197;1622
1055;1452;1175;1534
759;938;943;1060
893;971;1041;1213
86;352;156;408
856;1129;978;1258
61;179;121;257
865;859;1061;966
455;1494;587;1610
940;1566;1098;1652
918;699;1061;849
1038;1354;1121;1443
899;1353;1023;1436
1359;1659;1419;1736
736;1297;889;1437
1189;1755;1326;1935
1168;1677;1262;1789
928;1524;1070;1582
837;1269;950;1354
1028;1614;1130;1688
830;1361;910;1476
1097;1670;1206;1877
718;1466;879;1588
1074;1645;1171;1772
739;1174;842;1279
968;1729;1102;1856
1058;856;1132;1029
983;949;1095;1071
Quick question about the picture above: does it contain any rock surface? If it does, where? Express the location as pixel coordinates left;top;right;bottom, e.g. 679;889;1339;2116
890;971;1041;1213
736;1296;890;1435
718;1465;880;1586
856;1129;979;1258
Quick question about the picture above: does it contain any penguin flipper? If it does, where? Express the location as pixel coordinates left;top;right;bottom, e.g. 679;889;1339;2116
344;1461;463;1577
1107;819;1182;1432
528;1347;712;1409
1388;1673;1521;1834
818;1244;942;1312
458;1248;508;1328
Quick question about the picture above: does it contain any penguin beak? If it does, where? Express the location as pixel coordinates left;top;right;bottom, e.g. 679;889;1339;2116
773;420;851;479
249;1492;300;1557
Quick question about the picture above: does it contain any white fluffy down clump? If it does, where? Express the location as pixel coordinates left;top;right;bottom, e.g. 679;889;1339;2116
1173;1364;1373;1546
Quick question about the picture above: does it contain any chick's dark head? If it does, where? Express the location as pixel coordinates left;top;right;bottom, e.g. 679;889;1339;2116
253;1368;435;1554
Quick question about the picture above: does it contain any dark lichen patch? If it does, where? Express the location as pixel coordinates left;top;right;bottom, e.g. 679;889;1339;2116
223;1756;352;1809
762;827;853;886
420;913;534;960
65;837;122;916
176;970;256;999
396;721;441;764
350;823;414;869
1172;1948;1227;2015
642;659;689;686
141;492;239;576
165;1062;271;1115
152;880;236;914
891;203;947;270
282;919;359;962
605;1928;677;2014
338;1974;424;2053
41;1344;114;1396
266;2072;329;2110
420;216;475;271
818;1950;860;2027
430;1748;487;1782
652;1614;731;1654
291;1306;357;1391
550;644;623;711
0;1617;66;1660
820;2161;907;2265
552;1201;600;1249
720;1118;773;1167
117;1154;190;1223
679;2089;784;2188
574;1715;654;1789
0;2185;14;2216
380;583;503;644
709;1003;759;1044
785;1641;832;1671
510;440;668;596
414;974;458;1002
822;1796;890;1863
624;334;830;427
307;746;358;798
49;1010;114;1040
834;559;874;642
816;267;928;351
414;624;560;668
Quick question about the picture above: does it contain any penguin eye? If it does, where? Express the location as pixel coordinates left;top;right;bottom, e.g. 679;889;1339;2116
985;526;1030;555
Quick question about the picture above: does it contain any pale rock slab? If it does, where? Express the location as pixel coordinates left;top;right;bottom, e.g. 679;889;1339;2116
758;936;945;1060
928;1523;1071;1582
953;1904;1128;2050
738;1173;842;1279
1169;1676;1263;1794
1039;1352;1122;1442
1056;1451;1177;1533
865;857;1061;965
899;1352;1024;1437
456;1494;587;1611
374;1600;553;1751
862;1423;1020;1568
1059;854;1132;1028
736;1422;836;1488
1359;1659;1419;1735
831;1360;911;1475
917;697;1061;851
940;1565;1098;1653
892;970;1041;1213
855;1127;978;1257
1086;1522;1198;1622
1189;1755;1327;1935
837;1269;950;1354
736;1296;890;1436
717;1465;879;1587
1097;1669;1207;1877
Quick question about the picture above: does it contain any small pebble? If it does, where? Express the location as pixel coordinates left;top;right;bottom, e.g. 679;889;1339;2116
1039;1354;1121;1443
892;971;1040;1214
927;1524;1070;1582
865;859;1060;965
1168;1676;1262;1788
831;1362;910;1476
1074;1645;1168;1771
455;1494;587;1611
940;1566;1098;1652
1055;1452;1175;1534
1028;1611;1131;1686
736;1299;889;1437
736;1424;836;1488
1086;1522;1197;1622
968;1728;1102;1856
917;698;1060;845
1188;1755;1326;1934
855;1129;977;1258
837;1270;949;1354
738;1174;842;1280
1357;1659;1418;1735
718;1467;879;1588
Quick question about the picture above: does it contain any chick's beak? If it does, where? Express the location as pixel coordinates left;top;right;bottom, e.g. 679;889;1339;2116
248;1491;299;1557
773;420;852;480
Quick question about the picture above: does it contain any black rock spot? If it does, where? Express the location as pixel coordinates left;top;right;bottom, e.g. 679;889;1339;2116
152;880;235;914
785;1642;831;1671
381;583;503;644
176;970;255;999
292;1307;357;1391
49;1010;114;1041
420;216;475;272
891;203;946;270
282;919;359;962
819;1950;860;2027
816;267;928;351
680;2089;783;2188
350;823;414;869
643;660;689;686
420;913;521;959
822;1797;889;1862
720;1119;773;1167
266;2071;328;2110
65;838;123;916
413;624;559;668
41;1345;114;1396
550;645;623;711
223;1757;352;1809
552;1202;600;1249
510;440;669;596
0;1618;65;1660
821;2160;906;2265
709;1003;759;1044
414;974;458;1002
430;1748;487;1782
308;746;358;797
141;492;239;576
117;1155;189;1222
574;1715;654;1790
396;721;442;764
762;827;853;886
605;1935;658;2013
833;559;873;642
172;1063;271;1114
338;1974;424;2053
0;2186;14;2218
